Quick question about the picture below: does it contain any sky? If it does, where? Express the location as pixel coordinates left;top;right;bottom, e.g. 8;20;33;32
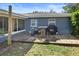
0;3;66;13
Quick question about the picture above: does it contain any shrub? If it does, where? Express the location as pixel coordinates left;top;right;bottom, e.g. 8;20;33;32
71;10;79;35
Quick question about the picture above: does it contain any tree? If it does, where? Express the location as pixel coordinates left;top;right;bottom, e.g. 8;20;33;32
71;11;79;35
63;3;79;13
63;3;79;35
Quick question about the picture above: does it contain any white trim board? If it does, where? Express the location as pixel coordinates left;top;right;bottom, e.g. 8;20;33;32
38;26;47;28
4;29;26;36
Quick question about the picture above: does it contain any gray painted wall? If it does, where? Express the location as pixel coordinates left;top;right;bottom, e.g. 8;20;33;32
56;17;71;35
25;17;71;35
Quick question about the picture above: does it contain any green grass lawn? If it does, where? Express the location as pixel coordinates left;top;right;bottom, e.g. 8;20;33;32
1;42;79;56
26;44;79;56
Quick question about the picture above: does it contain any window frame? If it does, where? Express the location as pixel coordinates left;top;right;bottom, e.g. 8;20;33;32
48;18;56;25
31;19;37;27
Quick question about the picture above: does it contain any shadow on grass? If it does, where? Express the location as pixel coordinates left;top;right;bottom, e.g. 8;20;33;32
0;37;35;55
0;41;35;56
24;43;34;55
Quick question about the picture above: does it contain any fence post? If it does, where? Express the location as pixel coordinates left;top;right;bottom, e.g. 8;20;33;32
8;5;12;46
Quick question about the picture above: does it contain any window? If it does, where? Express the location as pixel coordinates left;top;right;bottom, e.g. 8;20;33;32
0;17;4;35
13;19;17;31
31;19;37;27
4;17;8;33
13;19;25;31
48;19;56;25
18;19;25;31
0;17;25;35
0;17;8;35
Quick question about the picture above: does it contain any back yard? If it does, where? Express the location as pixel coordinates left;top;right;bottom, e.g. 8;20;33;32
0;3;79;56
1;41;79;56
0;32;79;56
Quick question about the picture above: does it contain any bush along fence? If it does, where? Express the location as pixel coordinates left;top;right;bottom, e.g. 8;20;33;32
71;10;79;35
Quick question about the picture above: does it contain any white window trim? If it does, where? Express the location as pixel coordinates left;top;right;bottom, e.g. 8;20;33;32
38;26;47;28
31;19;37;27
48;18;56;25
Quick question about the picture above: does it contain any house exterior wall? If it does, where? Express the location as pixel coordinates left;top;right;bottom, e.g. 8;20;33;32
25;17;71;35
56;17;71;35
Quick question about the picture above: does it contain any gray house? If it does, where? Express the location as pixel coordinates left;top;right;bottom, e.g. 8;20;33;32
0;9;71;42
24;12;71;35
